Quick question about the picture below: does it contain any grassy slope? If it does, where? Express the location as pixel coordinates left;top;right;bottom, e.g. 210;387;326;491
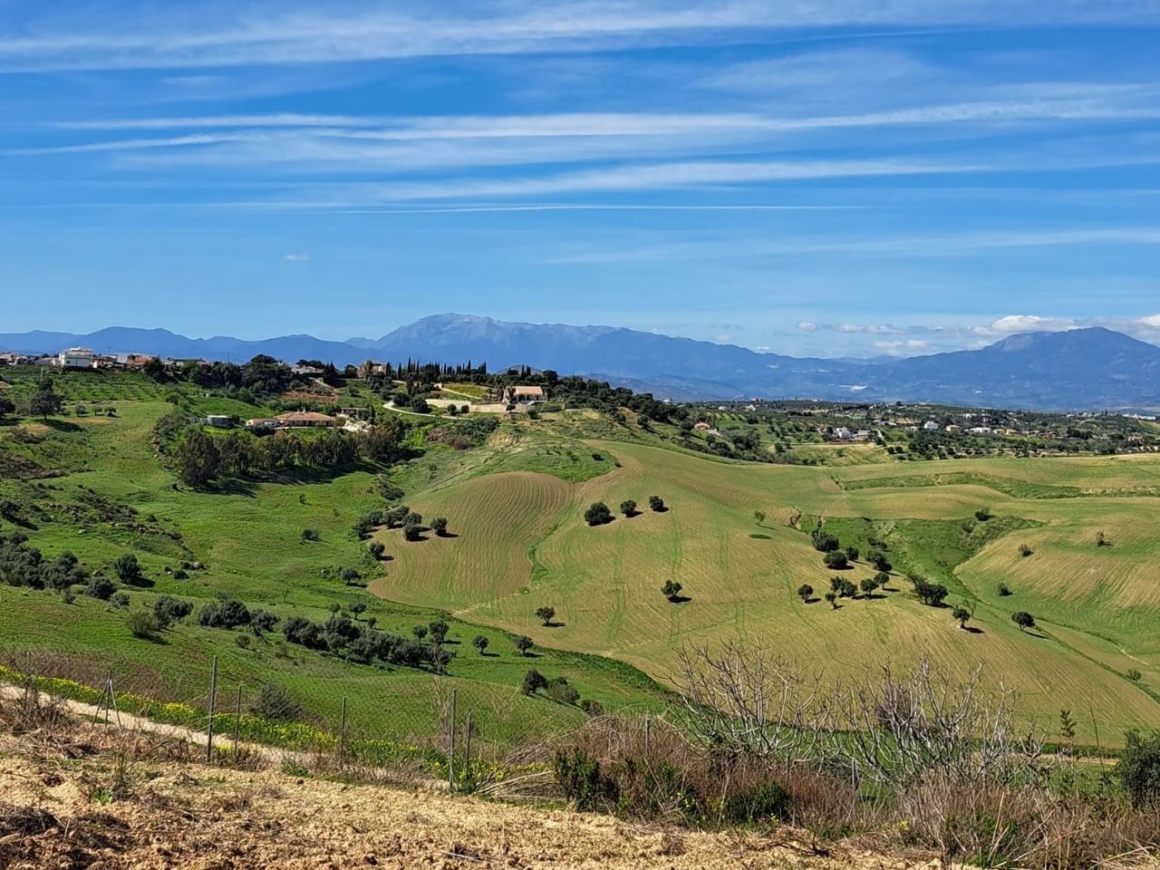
376;433;1160;744
0;388;667;747
6;371;1160;746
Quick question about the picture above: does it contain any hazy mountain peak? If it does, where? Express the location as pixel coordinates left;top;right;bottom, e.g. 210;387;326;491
1;319;1158;411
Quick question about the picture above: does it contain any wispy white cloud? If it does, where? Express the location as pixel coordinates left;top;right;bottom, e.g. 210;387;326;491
2;1;1158;73
283;252;309;261
293;157;979;202
546;227;1160;265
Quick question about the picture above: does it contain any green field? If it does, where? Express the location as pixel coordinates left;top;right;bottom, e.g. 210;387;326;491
3;368;1160;748
375;438;1160;743
0;386;666;748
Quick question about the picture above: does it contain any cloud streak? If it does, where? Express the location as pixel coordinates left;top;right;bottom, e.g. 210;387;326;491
3;1;1159;72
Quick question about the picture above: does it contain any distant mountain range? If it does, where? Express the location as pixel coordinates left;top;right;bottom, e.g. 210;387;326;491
3;315;1159;412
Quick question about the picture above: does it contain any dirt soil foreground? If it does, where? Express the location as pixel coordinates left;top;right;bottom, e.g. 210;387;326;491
0;728;952;870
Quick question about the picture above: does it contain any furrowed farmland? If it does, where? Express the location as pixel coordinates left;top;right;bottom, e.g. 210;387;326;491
2;364;1160;748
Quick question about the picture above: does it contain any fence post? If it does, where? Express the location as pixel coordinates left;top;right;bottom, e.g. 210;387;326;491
448;688;457;792
339;696;348;768
464;710;473;789
233;685;242;755
206;656;218;764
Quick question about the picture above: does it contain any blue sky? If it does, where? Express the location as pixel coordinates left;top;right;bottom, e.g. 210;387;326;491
2;1;1160;357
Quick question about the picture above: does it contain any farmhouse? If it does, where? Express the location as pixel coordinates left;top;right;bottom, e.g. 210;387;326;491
205;415;233;429
277;411;336;428
511;386;544;404
58;347;95;369
244;418;279;431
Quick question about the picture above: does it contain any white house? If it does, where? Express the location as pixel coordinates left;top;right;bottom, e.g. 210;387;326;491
923;420;940;431
58;347;95;369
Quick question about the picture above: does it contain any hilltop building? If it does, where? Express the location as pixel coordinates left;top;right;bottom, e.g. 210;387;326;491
58;347;95;369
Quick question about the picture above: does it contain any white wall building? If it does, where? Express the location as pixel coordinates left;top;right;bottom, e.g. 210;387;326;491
58;347;95;369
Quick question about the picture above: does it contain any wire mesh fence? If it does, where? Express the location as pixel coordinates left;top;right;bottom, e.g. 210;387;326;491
0;643;651;796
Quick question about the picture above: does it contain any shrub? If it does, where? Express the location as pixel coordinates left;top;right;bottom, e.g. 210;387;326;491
553;748;613;811
1011;611;1036;632
85;575;116;601
126;609;160;639
430;517;448;536
514;635;534;656
844;545;859;562
584;502;613;526
1127;668;1142;681
535;605;556;626
824;591;838;608
662;579;683;602
521;668;548;696
251;609;279;635
874;571;891;588
797;583;813;602
620;500;637;517
154;595;193;627
340;567;361;585
975;508;992;521
283;615;325;649
547;677;580;705
368;541;385;560
952;606;971;629
428;620;449;644
1118;730;1160;808
251;683;303;722
866;549;892;571
111;591;131;609
860;577;879;597
720;780;792;825
113;553;145;586
648;495;665;512
301;528;321;542
1096;530;1109;547
823;551;849;570
811;529;840;552
471;634;489;655
198;599;252;629
580;699;605;717
1018;543;1033;558
235;633;251;649
911;576;949;607
997;582;1012;597
403;523;422;542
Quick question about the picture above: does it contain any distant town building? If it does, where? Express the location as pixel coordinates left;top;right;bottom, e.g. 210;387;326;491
205;415;233;429
58;347;95;369
277;411;336;428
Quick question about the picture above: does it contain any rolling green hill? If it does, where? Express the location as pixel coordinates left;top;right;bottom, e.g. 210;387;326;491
2;367;1160;748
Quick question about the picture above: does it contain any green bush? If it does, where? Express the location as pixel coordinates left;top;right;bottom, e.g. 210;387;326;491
126;610;159;639
1119;730;1160;808
553;748;615;811
720;779;793;825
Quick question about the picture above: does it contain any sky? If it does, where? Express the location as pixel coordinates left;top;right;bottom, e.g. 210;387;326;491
2;1;1160;358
